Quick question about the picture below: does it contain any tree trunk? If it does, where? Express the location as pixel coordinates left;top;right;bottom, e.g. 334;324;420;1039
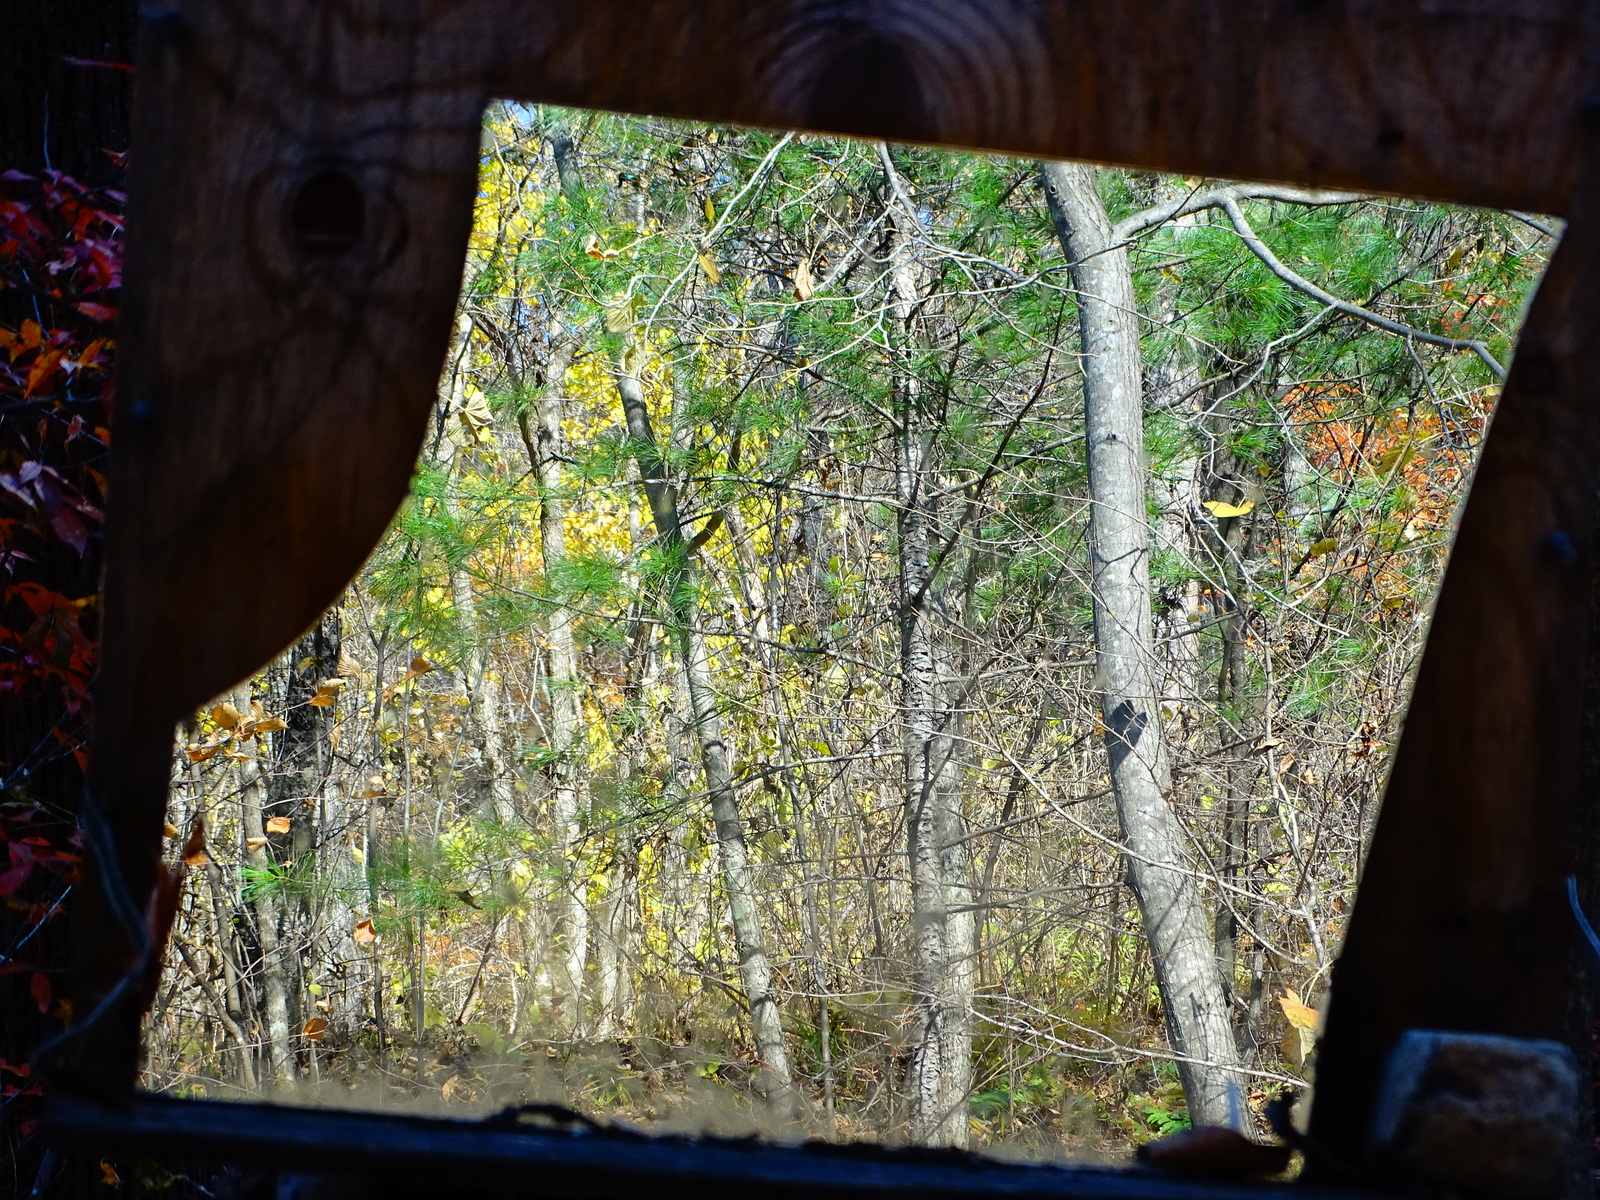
1040;160;1243;1128
440;318;518;824
614;361;797;1113
237;682;295;1087
519;337;590;1036
882;149;974;1148
1212;468;1263;1054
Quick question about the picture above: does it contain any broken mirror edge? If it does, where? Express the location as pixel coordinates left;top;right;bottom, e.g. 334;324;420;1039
42;1091;1376;1199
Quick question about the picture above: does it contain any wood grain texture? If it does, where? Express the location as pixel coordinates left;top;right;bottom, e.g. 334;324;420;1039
44;1091;1383;1200
86;0;1600;1152
82;0;486;1088
486;0;1600;215
1308;147;1600;1168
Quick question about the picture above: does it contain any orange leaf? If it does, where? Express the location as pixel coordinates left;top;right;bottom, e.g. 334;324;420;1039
24;349;62;397
181;817;209;866
1279;988;1319;1031
353;919;378;945
307;677;344;707
244;836;268;852
162;823;180;839
29;971;51;1013
99;1162;120;1187
302;1017;328;1043
265;816;291;834
253;717;287;733
209;702;241;730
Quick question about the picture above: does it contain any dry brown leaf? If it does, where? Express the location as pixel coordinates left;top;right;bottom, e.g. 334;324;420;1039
1279;987;1319;1031
184;743;220;763
302;1016;328;1043
221;749;253;762
265;816;291;834
99;1162;120;1187
209;702;241;730
181;817;209;866
244;836;268;852
307;677;344;707
337;651;367;679
162;822;180;839
1283;1022;1315;1071
794;258;814;301
253;717;287;733
352;919;378;946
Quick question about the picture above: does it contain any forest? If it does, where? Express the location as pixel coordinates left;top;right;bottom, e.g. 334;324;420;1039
137;106;1546;1158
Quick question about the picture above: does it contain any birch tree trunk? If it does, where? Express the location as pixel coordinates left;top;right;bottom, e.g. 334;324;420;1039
882;148;974;1148
614;361;797;1113
1040;161;1244;1128
520;337;590;1035
440;320;517;825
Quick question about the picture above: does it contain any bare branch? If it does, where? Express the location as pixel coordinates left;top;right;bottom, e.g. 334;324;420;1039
1219;195;1507;379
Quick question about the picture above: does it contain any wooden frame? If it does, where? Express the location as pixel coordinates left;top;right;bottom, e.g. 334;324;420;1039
51;0;1600;1189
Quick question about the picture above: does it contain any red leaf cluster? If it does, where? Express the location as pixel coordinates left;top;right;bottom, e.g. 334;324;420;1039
1;169;120;752
1;166;120;1140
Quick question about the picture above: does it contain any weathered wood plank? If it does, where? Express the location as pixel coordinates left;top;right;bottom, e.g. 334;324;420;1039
484;0;1597;216
1308;137;1600;1168
44;1091;1383;1200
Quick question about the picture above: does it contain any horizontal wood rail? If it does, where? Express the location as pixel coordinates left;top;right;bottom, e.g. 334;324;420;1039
43;1091;1382;1199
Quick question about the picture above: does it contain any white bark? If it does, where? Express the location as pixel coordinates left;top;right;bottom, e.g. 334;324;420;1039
1041;160;1244;1128
882;146;974;1148
524;339;589;1035
615;363;797;1113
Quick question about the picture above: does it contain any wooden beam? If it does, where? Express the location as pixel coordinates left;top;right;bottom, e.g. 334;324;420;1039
43;1091;1383;1199
1308;138;1600;1170
483;0;1596;216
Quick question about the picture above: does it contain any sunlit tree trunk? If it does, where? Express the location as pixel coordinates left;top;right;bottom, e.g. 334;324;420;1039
440;319;517;824
615;360;797;1113
882;148;974;1148
592;845;637;1039
1040;160;1244;1128
519;336;590;1035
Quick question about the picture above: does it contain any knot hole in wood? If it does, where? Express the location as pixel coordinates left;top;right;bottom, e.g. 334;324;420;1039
287;168;366;259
